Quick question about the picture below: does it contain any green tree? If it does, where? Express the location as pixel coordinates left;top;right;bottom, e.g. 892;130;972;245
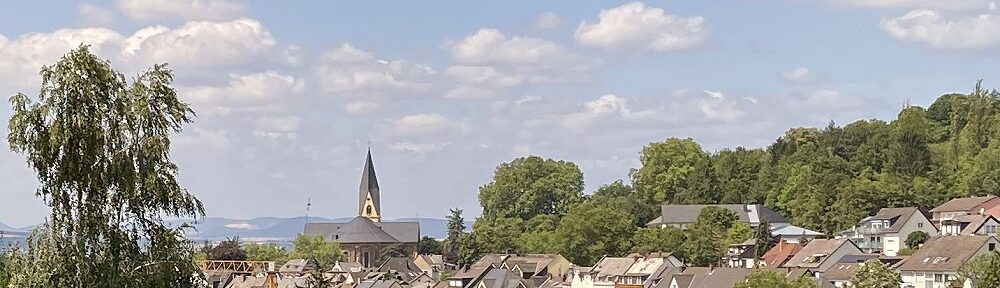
888;107;932;177
418;236;444;255
726;222;753;244
631;138;708;204
478;156;584;220
6;46;204;288
753;220;776;265
204;238;247;261
714;147;766;204
681;207;739;266
851;259;901;288
243;243;289;264
951;251;1000;288
516;231;557;254
675;155;720;204
696;206;739;229
591;180;658;227
289;235;341;267
445;208;466;262
959;142;1000;196
556;202;635;266
904;231;929;249
630;227;686;258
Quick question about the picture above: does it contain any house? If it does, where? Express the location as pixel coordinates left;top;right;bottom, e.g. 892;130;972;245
930;196;1000;221
646;204;789;229
375;257;427;284
770;225;825;244
821;255;891;288
500;254;573;281
225;274;310;288
615;253;683;288
835;207;937;256
939;214;999;237
667;268;751;288
571;257;634;288
332;261;365;273
414;254;448;279
278;259;316;276
761;240;803;268
780;239;862;277
475;268;539;288
303;150;420;267
357;279;406;288
723;239;756;268
442;265;495;288
897;236;999;288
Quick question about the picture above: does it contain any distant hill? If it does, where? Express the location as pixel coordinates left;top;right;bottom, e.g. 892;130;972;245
166;216;472;242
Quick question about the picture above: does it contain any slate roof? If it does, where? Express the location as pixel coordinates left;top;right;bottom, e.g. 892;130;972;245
930;196;998;213
897;236;995;272
357;279;402;288
359;149;381;217
960;215;998;235
278;258;315;274
587;257;635;279
647;204;788;226
781;239;856;269
225;275;310;288
762;241;803;267
871;207;923;233
686;268;752;288
479;269;537;288
505;254;560;276
822;263;858;281
303;216;419;244
377;257;425;282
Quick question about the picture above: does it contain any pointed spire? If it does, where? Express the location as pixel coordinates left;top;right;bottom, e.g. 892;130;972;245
359;148;381;222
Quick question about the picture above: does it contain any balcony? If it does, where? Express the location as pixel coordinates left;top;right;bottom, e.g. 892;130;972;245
855;240;883;250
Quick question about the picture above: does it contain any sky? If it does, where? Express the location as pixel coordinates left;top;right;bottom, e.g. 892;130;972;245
1;0;1000;227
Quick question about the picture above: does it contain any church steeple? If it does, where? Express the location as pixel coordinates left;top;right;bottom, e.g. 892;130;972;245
359;148;381;222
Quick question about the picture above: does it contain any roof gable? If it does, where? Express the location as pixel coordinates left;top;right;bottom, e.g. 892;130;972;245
897;236;995;271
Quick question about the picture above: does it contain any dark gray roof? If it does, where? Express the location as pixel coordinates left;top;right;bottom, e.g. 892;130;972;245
781;239;860;269
930;196;998;213
871;207;925;233
479;268;536;288
647;204;788;226
303;216;419;244
360;149;381;216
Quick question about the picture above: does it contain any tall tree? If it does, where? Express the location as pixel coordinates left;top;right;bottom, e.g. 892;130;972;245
243;243;289;264
851;259;901;288
682;207;739;266
590;180;658;227
6;46;204;287
736;269;819;288
289;235;341;267
556;202;635;266
952;251;1000;288
204;238;247;261
630;227;686;258
445;208;466;261
478;156;584;220
753;219;775;266
888;107;932;177
418;236;444;255
631;138;708;204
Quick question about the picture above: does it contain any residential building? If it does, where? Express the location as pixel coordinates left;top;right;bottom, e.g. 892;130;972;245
761;240;803;268
667;268;752;288
898;236;999;288
780;239;863;277
414;254;448;279
357;279;406;288
929;196;1000;221
225;274;310;288
443;265;495;288
375;257;427;284
723;239;756;268
646;204;789;229
571;257;634;288
475;268;539;288
277;259;315;276
303;149;420;267
835;207;936;256
770;225;825;244
939;214;999;237
500;254;573;281
615;253;683;288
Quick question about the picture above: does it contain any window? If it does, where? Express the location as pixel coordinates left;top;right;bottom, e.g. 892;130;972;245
934;274;944;282
918;222;924;228
990;243;996;252
366;205;373;215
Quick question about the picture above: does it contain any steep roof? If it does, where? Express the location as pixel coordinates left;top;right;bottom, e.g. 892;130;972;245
588;257;635;278
647;204;788;226
687;268;752;288
872;207;924;233
897;236;995;272
771;225;825;237
781;239;857;269
479;269;536;288
302;217;419;244
960;215;997;235
823;263;858;281
359;149;381;217
762;241;803;267
377;257;425;282
930;196;999;213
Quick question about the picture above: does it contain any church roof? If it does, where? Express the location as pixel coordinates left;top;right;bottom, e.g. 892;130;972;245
359;149;381;217
303;217;420;244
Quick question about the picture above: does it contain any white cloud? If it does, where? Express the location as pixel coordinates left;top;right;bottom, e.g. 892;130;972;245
389;113;468;135
574;2;708;51
253;116;301;139
820;0;989;11
533;12;563;30
563;94;653;131
443;28;595;98
116;0;247;21
0;28;123;89
698;90;745;121
224;223;255;230
316;44;438;93
78;4;116;27
389;142;452;154
121;19;282;69
184;71;302;106
344;101;380;114
881;10;1000;49
782;67;812;82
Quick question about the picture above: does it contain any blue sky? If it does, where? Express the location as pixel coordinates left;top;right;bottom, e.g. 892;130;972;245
1;0;999;227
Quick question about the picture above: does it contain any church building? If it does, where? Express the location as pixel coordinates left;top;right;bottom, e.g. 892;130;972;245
303;149;420;267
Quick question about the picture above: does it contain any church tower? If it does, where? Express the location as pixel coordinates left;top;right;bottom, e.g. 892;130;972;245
358;149;381;222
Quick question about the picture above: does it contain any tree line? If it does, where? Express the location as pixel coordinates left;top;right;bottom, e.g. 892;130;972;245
445;82;1000;267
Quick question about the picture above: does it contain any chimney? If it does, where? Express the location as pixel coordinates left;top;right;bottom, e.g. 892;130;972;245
265;271;278;288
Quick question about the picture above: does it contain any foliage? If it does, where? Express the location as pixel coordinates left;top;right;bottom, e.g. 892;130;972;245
682;207;738;266
753;219;776;260
243;243;289;264
590;181;658;227
851;259;901;288
419;236;444;255
726;222;753;244
203;238;247;261
5;46;204;288
630;227;686;258
516;231;558;254
905;231;929;249
735;269;819;288
896;248;915;256
631;138;707;204
290;235;341;268
556;202;635;266
478;156;584;221
952;251;1000;288
445;208;465;263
